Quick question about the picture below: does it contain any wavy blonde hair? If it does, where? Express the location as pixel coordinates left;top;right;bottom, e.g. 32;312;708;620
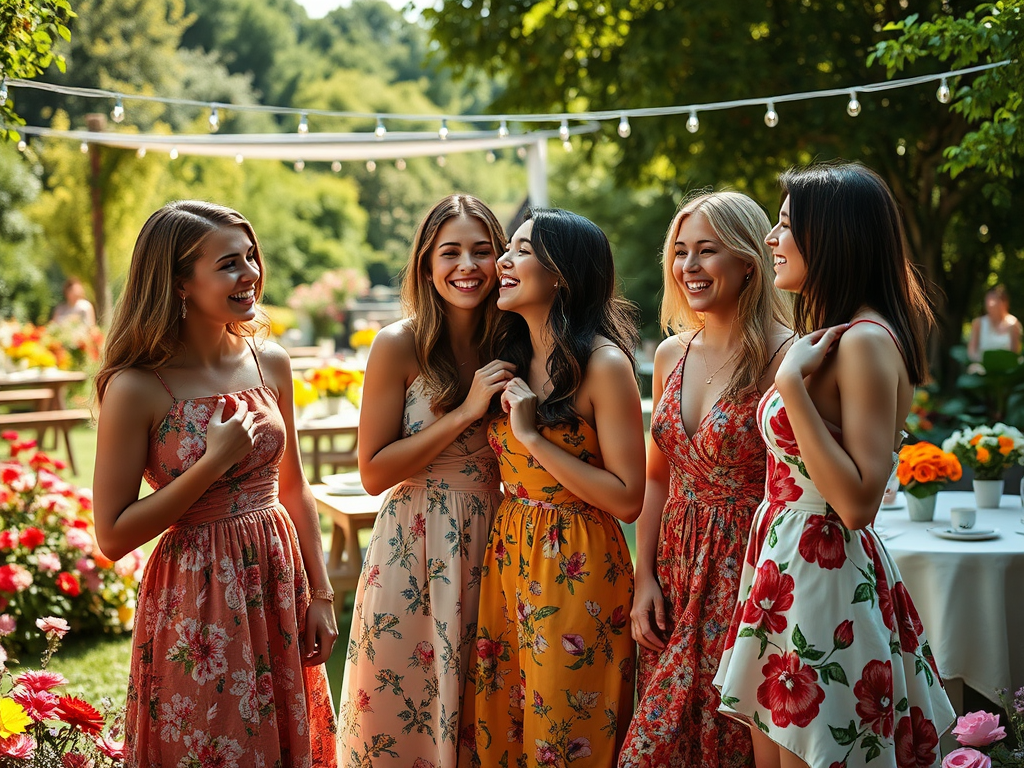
660;191;792;394
96;201;269;401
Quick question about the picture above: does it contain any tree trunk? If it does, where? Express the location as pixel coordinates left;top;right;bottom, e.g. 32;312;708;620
85;113;110;326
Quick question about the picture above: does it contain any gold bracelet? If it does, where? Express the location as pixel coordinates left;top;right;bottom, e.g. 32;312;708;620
310;588;335;603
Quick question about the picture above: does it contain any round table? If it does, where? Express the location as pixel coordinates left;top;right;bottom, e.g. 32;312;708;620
875;490;1024;705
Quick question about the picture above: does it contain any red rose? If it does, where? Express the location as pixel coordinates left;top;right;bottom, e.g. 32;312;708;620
756;650;826;728
766;455;803;504
861;532;895;631
769;407;800;455
798;512;847;570
19;527;46;550
892;582;924;653
56;572;81;597
1;430;18;441
742;559;795;635
894;706;940;768
0;530;16;550
854;659;895;738
833;620;854;650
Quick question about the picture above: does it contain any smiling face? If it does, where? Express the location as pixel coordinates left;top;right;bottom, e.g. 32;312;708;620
496;220;559;316
671;211;752;316
765;195;807;293
427;215;498;313
179;225;260;324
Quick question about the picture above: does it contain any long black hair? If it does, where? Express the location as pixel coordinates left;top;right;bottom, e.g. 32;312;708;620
781;162;933;384
496;208;640;426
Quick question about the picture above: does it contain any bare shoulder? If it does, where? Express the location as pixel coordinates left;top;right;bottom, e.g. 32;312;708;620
365;319;418;384
100;368;168;427
374;319;416;356
769;324;797;354
588;338;637;384
838;319;901;359
255;338;291;375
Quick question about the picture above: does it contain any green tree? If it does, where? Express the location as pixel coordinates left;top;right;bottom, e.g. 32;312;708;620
0;142;51;320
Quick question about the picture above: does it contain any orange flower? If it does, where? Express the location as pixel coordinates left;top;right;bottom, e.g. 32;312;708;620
997;436;1014;456
969;434;984;446
913;463;939;483
976;445;991;464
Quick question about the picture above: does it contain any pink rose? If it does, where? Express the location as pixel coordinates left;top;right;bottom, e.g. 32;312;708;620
36;552;62;572
36;616;71;639
0;613;16;636
64;527;93;552
942;747;991;768
952;711;1007;747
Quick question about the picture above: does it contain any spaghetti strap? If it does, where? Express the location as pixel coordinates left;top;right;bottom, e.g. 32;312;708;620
153;370;176;400
245;338;266;386
847;318;904;361
765;332;796;369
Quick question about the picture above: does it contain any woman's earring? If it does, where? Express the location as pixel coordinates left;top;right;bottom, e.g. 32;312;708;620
180;296;187;319
745;273;752;282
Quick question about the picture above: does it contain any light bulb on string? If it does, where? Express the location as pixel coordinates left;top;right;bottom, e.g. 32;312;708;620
136;147;146;158
764;101;779;128
516;146;528;160
498;119;509;139
847;91;861;117
331;160;342;173
395;158;406;170
294;159;304;172
297;113;309;134
686;110;700;134
486;150;497;163
79;141;89;154
558;120;569;142
374;117;386;140
562;139;573;152
437;155;447;167
208;106;220;133
936;78;951;104
438;119;449;140
111;97;125;123
366;159;376;172
169;147;179;160
235;153;243;164
17;139;27;152
617;114;631;138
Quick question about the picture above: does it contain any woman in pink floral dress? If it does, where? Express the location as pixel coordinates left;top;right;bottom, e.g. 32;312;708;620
714;163;956;768
620;193;793;768
94;201;338;768
336;195;514;767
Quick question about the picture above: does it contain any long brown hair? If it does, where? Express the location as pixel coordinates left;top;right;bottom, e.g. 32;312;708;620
660;192;792;395
95;201;268;401
496;208;640;427
780;162;933;384
398;194;506;414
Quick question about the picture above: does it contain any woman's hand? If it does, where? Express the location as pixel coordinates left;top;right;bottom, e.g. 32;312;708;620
303;598;339;666
501;377;540;444
631;572;669;651
776;324;848;389
205;395;256;471
460;360;517;421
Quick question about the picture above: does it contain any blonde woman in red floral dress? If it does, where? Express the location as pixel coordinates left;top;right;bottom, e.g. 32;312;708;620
94;202;337;768
619;193;793;768
714;163;955;768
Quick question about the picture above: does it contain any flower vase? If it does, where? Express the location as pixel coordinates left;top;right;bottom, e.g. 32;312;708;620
323;396;343;417
906;493;937;522
972;478;1004;509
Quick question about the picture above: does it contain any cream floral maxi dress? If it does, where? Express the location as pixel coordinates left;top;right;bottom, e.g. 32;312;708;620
336;377;501;767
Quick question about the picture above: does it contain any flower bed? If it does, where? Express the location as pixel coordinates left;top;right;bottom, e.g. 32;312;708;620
0;433;143;655
0;320;103;375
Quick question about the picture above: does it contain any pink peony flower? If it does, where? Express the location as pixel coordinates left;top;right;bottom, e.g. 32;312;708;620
952;711;1006;747
0;733;36;759
942;747;992;768
36;551;62;572
35;616;71;639
0;613;15;636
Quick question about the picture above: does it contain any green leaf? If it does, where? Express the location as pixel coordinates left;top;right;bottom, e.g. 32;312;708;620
792;625;808;652
829;720;859;746
852;583;875;604
753;711;770;734
721;696;740;708
895;697;909;712
819;662;849;686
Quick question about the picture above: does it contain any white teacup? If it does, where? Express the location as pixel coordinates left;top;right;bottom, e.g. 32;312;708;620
950;507;977;531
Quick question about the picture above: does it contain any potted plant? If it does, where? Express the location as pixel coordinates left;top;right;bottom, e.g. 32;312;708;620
896;441;962;521
943;689;1024;768
942;424;1024;508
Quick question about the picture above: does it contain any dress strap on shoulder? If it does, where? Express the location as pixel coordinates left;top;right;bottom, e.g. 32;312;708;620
847;319;905;360
153;370;176;400
244;337;266;386
766;332;797;369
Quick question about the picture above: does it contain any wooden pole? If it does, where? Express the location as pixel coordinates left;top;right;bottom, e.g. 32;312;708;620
85;113;110;325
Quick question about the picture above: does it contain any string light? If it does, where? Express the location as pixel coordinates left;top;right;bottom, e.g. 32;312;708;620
136;147;146;158
17;139;27;152
395;158;406;170
235;153;243;164
558;119;569;142
617;114;631;138
208;106;220;133
331;160;342;172
169;147;179;159
516;146;528;160
366;159;376;172
436;155;446;166
764;101;779;127
79;141;88;153
486;150;497;163
438;119;449;140
498;119;509;138
294;159;304;172
686;110;700;134
847;91;861;117
111;97;125;123
297;113;309;134
374;117;386;139
936;77;951;104
562;139;572;152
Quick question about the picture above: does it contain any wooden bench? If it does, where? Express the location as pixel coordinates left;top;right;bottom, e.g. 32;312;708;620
0;409;92;474
0;388;57;408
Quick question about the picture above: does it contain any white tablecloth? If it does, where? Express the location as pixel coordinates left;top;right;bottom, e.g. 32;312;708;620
876;491;1024;704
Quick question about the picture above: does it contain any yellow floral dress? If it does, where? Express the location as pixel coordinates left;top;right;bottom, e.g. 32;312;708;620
465;413;635;767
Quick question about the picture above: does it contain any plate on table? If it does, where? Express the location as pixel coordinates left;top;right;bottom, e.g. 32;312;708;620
879;501;905;510
322;472;365;495
927;527;1000;542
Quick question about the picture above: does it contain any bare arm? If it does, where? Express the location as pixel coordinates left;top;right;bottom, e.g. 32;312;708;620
93;371;255;561
263;343;338;665
775;325;902;530
1010;317;1022;355
357;323;514;495
967;317;982;362
504;346;647;523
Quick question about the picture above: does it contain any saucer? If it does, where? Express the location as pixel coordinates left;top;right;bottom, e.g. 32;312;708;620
879;502;905;510
927;527;1000;541
322;472;365;495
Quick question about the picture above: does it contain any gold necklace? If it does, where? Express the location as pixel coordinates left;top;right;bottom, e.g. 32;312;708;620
699;327;736;384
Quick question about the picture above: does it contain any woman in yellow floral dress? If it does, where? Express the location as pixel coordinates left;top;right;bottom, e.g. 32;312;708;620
466;209;647;767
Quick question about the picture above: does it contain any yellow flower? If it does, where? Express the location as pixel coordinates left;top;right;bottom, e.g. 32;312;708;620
293;377;320;408
349;328;377;348
118;604;136;628
0;697;32;738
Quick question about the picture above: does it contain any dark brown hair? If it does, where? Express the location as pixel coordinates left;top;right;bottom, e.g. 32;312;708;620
781;162;933;384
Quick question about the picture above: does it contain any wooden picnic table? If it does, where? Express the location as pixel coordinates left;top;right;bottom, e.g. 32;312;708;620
296;410;360;483
310;484;384;612
0;369;90;471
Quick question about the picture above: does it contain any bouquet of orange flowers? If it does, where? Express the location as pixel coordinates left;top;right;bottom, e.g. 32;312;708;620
304;364;364;406
896;441;963;498
942;423;1024;481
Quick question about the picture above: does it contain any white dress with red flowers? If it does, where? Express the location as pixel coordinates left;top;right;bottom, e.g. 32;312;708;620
714;385;955;768
336;376;501;768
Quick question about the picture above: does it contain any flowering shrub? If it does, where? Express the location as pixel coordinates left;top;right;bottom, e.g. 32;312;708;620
0;433;144;655
304;364;363;405
0;320;103;374
943;689;1024;768
896;442;963;498
0;618;124;765
942;424;1024;481
45;318;104;372
286;268;369;340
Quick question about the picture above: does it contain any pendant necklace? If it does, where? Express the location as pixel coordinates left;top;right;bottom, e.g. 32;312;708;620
699;327;736;384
